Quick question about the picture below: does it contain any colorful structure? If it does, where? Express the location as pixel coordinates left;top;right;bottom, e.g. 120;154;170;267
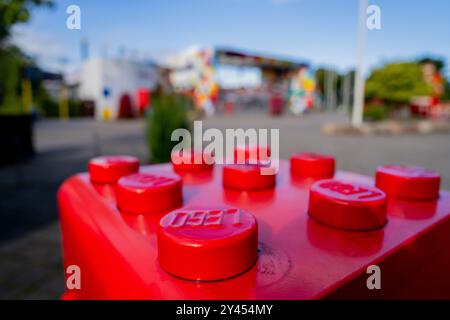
167;47;315;115
288;67;316;114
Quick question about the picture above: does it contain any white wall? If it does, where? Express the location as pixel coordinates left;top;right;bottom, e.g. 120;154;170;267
78;58;158;121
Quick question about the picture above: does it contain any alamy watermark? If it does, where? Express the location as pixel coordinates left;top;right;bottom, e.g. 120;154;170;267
366;264;381;290
66;264;81;290
66;5;81;30
366;4;381;30
171;121;280;175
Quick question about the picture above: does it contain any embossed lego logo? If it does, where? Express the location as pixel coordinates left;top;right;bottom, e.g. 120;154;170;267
319;181;383;200
127;173;175;187
169;208;242;228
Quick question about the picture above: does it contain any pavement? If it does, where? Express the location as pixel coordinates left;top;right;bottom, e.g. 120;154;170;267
0;112;449;299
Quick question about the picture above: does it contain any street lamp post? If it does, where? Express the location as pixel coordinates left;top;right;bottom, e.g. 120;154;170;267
351;0;368;127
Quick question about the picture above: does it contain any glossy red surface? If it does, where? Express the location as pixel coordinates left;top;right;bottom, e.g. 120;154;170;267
171;150;214;173
234;145;271;163
158;207;258;281
58;160;450;299
290;152;335;178
88;155;139;184
308;179;387;231
223;164;276;190
116;172;182;215
376;165;440;200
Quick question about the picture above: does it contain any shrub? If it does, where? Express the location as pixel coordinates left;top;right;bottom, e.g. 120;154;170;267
146;93;191;163
365;62;433;105
363;104;389;121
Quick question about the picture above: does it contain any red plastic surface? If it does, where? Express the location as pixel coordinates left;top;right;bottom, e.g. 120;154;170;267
223;164;276;190
88;155;139;184
171;151;214;173
58;158;450;299
116;172;182;215
158;207;258;281
234;145;271;163
376;165;440;200
308;179;387;231
290;152;335;178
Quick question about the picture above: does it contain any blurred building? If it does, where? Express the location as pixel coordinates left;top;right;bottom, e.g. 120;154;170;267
74;58;158;121
165;46;315;115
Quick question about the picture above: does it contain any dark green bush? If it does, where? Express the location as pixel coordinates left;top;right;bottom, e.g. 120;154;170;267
146;93;191;163
363;104;389;121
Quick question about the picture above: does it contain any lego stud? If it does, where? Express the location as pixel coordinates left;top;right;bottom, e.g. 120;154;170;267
290;152;335;178
223;164;276;191
158;207;258;281
376;165;440;200
308;179;387;231
234;145;271;163
116;172;182;215
171;150;214;173
88;155;139;184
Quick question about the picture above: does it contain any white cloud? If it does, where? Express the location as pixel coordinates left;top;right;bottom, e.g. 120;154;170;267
11;25;77;73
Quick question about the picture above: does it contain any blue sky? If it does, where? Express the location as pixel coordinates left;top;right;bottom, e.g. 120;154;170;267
11;0;450;75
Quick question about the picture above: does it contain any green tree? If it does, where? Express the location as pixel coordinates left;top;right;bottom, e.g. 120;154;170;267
365;62;433;105
0;0;53;114
0;0;53;44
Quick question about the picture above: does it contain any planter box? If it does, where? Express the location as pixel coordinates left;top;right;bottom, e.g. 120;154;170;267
0;114;34;165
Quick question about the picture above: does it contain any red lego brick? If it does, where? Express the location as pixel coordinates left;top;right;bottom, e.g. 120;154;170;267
88;155;139;184
158;207;258;281
290;152;335;179
58;156;450;299
308;179;387;231
376;165;440;200
223;164;276;191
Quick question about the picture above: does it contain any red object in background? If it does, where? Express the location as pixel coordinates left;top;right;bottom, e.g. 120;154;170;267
290;152;335;179
136;88;151;114
376;165;440;200
269;93;283;115
118;93;134;118
224;101;234;114
409;96;441;118
58;157;450;299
